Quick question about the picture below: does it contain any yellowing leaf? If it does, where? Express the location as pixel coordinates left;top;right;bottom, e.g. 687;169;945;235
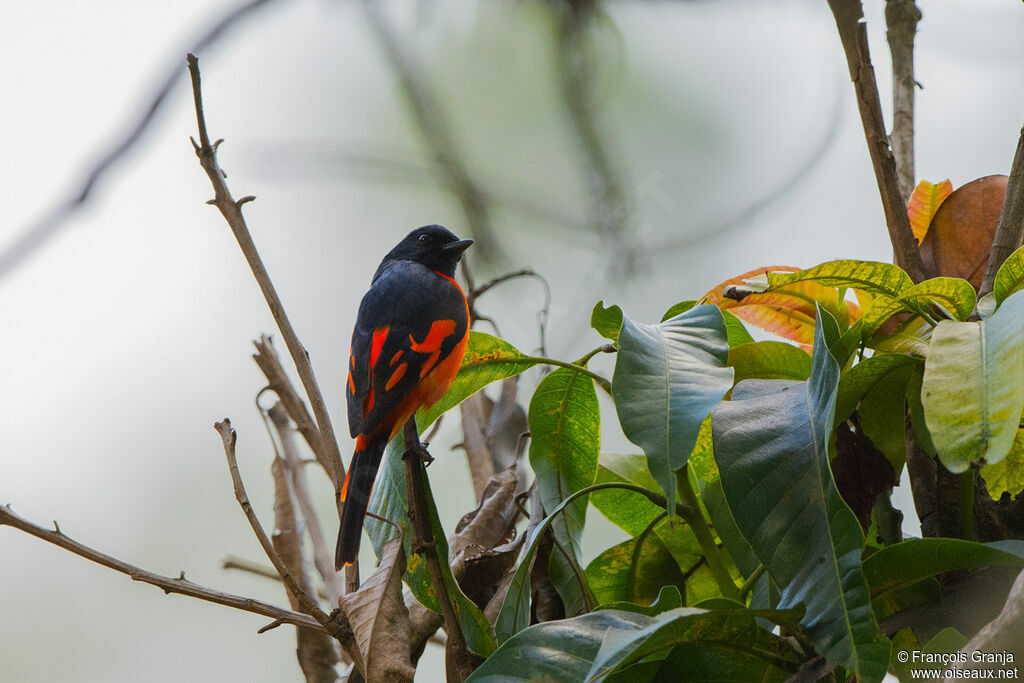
980;429;1024;501
705;266;860;345
907;179;953;244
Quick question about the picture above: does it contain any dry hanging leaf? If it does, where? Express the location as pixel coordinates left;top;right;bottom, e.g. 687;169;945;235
919;175;1010;290
338;538;415;683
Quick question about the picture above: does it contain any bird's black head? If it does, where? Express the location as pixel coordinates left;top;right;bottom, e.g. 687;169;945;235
382;225;473;277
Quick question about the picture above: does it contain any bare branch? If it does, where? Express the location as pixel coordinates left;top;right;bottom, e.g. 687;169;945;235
269;402;345;605
0;503;322;632
885;0;922;203
253;336;330;474
359;0;499;262
827;0;928;283
0;0;281;280
187;55;349;564
271;456;342;682
979;126;1024;299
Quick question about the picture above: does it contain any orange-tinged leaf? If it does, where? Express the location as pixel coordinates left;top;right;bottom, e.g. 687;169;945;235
907;179;953;244
705;266;859;345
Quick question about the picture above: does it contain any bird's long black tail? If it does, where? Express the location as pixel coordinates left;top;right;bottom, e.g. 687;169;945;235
335;434;389;569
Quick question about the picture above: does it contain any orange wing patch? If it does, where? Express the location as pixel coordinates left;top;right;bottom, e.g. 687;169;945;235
386;362;408;391
390;350;404;365
370;327;389;369
347;370;355;394
410;319;456;378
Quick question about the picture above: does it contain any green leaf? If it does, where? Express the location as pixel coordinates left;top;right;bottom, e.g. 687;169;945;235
767;260;913;299
416;331;535;427
728;341;811;383
592;453;666;536
723;311;755;347
592;300;624;343
585;536;686;607
660;299;696;322
364;437;496;656
862;538;1024;619
980;427;1024;500
528;366;600;614
921;289;1024;473
612;305;733;518
859;277;977;338
994;243;1024;306
907;363;937;457
835;354;919;424
712;311;890;682
471;607;799;683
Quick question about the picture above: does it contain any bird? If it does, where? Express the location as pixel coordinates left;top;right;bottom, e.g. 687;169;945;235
336;225;473;569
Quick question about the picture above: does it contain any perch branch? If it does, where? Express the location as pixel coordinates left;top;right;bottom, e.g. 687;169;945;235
0;504;322;632
0;0;280;280
402;420;475;681
827;0;927;283
186;54;346;501
979;126;1024;299
885;0;922;203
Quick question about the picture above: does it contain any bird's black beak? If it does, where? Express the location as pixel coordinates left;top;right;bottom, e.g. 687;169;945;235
442;238;473;255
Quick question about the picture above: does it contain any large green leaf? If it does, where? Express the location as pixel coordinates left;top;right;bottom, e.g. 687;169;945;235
711;312;890;682
921;289;1024;473
416;331;535;427
728;341;811;383
767;260;912;299
994;244;1024;306
666;304;754;348
528;366;600;614
364;436;496;656
470;607;799;682
612;305;733;517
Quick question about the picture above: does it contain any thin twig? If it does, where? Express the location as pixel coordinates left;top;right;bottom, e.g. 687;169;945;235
214;419;362;672
0;504;322;632
402;421;475;681
215;420;327;620
186;55;356;591
269;403;345;605
978;126;1024;299
360;0;499;262
253;336;331;476
827;0;927;283
0;0;281;280
885;0;922;204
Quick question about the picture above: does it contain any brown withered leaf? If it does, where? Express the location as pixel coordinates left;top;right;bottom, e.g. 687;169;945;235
920;175;1010;289
338;537;415;683
832;421;898;531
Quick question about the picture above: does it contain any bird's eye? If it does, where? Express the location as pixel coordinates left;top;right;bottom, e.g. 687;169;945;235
418;234;430;242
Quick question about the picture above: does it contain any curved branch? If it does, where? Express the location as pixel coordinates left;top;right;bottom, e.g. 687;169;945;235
0;503;322;632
